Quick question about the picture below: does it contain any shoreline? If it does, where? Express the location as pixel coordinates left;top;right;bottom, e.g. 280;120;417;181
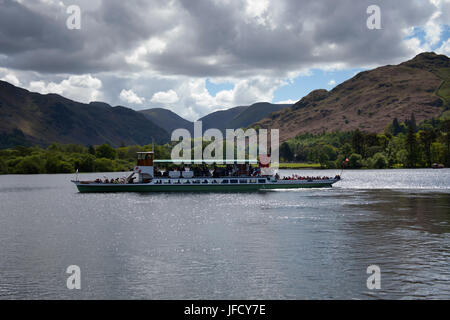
0;167;448;176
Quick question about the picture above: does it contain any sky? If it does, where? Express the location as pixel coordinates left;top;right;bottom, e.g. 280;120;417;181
0;0;449;121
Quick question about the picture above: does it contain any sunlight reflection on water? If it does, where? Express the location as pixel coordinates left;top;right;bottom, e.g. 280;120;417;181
0;169;449;299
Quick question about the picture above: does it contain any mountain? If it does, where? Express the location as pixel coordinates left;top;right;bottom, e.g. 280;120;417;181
0;81;169;148
199;106;247;132
141;102;290;136
139;108;193;135
2;52;447;148
227;102;292;129
253;52;450;141
199;102;290;132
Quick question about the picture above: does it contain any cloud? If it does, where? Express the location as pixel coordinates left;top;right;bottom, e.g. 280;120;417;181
437;38;450;55
0;0;442;76
28;74;103;103
0;72;20;86
0;0;448;119
328;80;336;86
119;89;145;105
150;89;179;104
274;99;296;105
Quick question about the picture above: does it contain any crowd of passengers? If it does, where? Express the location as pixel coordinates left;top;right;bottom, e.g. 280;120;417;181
92;169;340;184
94;177;129;184
153;179;220;184
153;165;260;178
281;174;341;181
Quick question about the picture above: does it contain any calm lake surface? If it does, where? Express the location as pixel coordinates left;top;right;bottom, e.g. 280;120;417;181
0;169;449;299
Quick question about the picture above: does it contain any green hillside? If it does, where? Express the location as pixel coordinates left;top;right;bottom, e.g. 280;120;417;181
0;81;169;148
254;52;450;141
140;108;193;135
227;102;291;129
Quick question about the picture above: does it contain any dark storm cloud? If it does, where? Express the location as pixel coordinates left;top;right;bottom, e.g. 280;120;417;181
0;0;441;76
0;0;177;73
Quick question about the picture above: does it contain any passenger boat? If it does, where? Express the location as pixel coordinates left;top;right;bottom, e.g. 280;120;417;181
72;152;341;193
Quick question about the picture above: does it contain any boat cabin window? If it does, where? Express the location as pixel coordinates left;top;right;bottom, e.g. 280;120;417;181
137;152;154;166
221;180;229;184
230;179;238;184
258;179;266;183
239;179;247;184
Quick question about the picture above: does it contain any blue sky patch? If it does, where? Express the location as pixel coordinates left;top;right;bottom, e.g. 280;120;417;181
205;78;234;96
272;68;366;104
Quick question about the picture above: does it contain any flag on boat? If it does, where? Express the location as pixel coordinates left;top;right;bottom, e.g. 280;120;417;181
259;154;271;167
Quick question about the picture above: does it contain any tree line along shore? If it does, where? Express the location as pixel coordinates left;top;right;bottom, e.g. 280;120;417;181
0;116;448;174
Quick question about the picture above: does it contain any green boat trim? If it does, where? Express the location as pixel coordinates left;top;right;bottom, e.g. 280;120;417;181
72;178;339;193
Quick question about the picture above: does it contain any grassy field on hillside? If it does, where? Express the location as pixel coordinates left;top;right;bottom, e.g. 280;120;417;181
278;163;322;169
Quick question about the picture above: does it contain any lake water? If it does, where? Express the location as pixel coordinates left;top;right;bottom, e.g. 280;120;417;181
0;169;449;299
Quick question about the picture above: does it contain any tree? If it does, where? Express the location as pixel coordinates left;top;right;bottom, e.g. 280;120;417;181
392;118;402;135
64;144;85;154
406;112;417;133
348;153;363;169
405;121;419;168
364;132;379;149
280;142;293;161
386;136;403;167
95;144;117;160
418;126;437;167
58;161;74;173
45;156;75;173
15;155;44;174
94;158;115;172
442;119;450;167
377;134;390;149
45;155;60;173
47;143;61;152
319;144;337;161
430;142;445;164
0;158;7;174
340;143;352;157
397;149;408;167
370;153;388;169
366;145;384;158
318;151;329;168
352;130;364;156
78;154;95;172
88;145;96;155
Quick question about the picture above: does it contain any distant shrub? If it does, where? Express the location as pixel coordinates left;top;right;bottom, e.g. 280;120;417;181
58;161;74;173
94;158;115;172
0;158;7;174
15;155;44;174
369;153;388;169
78;154;95;172
348;153;363;169
45;155;75;173
95;144;117;160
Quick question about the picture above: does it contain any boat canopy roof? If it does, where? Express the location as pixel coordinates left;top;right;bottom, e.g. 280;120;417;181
154;159;258;164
